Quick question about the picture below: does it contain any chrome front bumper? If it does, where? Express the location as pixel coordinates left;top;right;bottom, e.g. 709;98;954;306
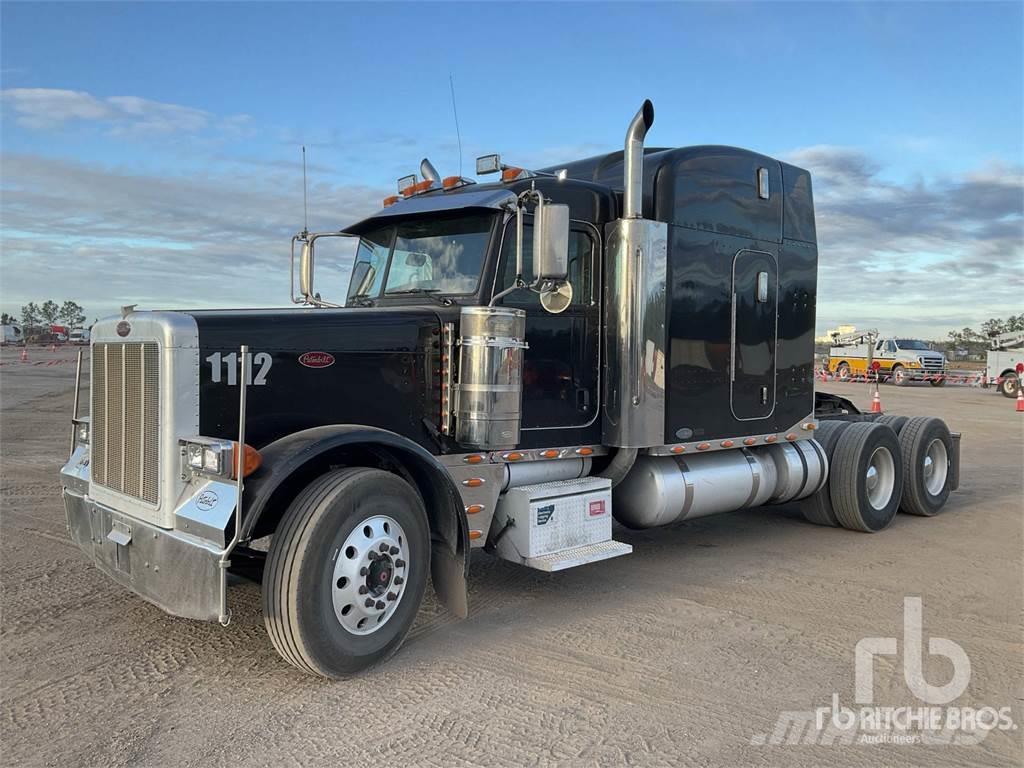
62;460;225;622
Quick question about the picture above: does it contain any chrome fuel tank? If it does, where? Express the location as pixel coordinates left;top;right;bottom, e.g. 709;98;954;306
613;441;827;528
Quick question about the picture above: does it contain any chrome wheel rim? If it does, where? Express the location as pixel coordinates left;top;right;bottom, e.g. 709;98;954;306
894;368;905;384
922;438;948;496
331;515;408;636
865;446;896;510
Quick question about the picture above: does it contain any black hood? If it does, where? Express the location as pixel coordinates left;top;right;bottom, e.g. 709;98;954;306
183;306;446;452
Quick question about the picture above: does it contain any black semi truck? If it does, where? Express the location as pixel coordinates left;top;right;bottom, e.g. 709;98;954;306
60;100;960;678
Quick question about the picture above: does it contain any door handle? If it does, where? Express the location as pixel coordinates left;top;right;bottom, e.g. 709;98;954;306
577;387;591;413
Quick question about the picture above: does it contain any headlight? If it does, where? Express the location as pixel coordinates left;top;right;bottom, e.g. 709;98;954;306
181;437;262;479
181;438;234;479
75;419;90;446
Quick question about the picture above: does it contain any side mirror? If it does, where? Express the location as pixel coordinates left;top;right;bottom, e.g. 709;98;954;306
299;241;314;300
532;201;570;281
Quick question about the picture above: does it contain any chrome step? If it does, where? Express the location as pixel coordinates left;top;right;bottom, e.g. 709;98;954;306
523;539;633;572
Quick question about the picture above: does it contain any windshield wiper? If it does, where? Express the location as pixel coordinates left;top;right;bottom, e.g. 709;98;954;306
347;293;375;307
387;288;454;306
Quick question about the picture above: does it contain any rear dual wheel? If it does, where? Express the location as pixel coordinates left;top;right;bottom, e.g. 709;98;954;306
896;417;953;516
263;467;429;678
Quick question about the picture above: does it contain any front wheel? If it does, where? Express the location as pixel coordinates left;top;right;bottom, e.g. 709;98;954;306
263;467;430;678
891;365;908;386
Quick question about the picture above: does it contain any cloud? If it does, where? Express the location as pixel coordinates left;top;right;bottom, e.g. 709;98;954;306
0;153;387;318
0;88;249;136
785;146;1023;337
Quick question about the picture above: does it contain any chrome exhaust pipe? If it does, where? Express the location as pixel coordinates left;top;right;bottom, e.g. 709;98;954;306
420;158;441;184
623;100;654;219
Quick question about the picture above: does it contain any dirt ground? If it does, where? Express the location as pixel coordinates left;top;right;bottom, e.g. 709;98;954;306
2;346;1021;767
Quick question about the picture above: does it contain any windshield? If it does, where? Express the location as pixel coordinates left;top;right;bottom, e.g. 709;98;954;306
895;339;930;350
346;213;493;301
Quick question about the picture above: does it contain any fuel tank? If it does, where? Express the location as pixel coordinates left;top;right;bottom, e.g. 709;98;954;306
613;441;827;528
184;306;444;450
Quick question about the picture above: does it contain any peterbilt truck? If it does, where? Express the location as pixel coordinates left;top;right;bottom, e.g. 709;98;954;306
60;100;960;678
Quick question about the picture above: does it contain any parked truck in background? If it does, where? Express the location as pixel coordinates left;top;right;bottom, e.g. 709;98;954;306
1;323;24;345
59;100;961;678
985;330;1024;397
829;329;947;385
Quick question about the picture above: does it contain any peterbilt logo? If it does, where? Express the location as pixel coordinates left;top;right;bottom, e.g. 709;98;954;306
116;321;131;337
298;351;335;369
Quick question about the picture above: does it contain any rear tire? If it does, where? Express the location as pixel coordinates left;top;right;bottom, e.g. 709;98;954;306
263;467;430;678
837;362;851;381
799;420;854;527
829;422;904;532
929;377;946;387
897;417;953;516
876;414;909;435
999;373;1019;398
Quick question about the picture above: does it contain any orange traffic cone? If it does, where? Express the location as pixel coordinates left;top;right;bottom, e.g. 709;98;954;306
870;387;882;413
20;347;28;362
1016;385;1024;413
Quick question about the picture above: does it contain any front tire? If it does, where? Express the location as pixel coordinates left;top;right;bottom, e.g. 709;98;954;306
891;365;908;386
263;467;430;678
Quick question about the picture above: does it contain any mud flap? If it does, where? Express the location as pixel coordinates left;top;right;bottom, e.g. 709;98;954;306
431;540;468;619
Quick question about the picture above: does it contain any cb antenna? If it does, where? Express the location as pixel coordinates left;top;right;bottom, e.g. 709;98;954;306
449;74;463;176
301;145;309;237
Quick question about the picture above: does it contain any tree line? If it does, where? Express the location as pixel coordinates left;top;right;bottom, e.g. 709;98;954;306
3;301;88;329
946;314;1024;355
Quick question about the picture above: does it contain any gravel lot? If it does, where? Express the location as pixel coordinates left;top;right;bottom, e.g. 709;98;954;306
2;346;1021;767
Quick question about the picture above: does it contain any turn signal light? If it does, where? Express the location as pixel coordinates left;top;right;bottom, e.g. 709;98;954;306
540;449;559;459
232;442;262;478
503;451;525;462
802;422;817;431
670;446;685;454
464;454;484;465
469;530;483;540
466;504;484;515
576;447;594;456
721;440;734;448
382;195;400;207
502;166;527;182
743;438;756;446
786;433;798;441
765;435;778;443
697;443;711;451
462;478;484;487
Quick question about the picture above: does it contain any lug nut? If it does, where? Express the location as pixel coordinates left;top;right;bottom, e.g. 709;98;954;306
379;543;389;553
386;592;398;601
365;598;375;608
358;585;368;595
359;566;368;576
395;559;406;568
394;576;404;585
389;546;399;555
368;551;379;561
375;600;386;610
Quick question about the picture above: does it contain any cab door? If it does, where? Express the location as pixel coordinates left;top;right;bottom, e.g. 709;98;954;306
493;220;600;431
730;249;777;420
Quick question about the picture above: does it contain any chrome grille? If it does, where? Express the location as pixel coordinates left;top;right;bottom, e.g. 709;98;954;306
92;342;160;504
921;357;943;370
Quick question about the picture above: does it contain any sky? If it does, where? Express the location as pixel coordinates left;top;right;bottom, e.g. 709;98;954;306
1;1;1022;337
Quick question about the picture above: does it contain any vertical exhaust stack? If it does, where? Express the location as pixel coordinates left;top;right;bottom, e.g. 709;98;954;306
623;99;655;219
603;100;668;449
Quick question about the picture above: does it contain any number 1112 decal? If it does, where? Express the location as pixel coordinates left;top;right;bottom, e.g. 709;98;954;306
205;351;273;386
